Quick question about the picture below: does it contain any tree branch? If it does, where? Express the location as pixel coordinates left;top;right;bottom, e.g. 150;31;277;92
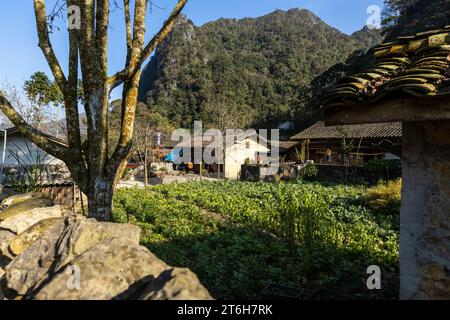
108;0;188;91
66;0;83;153
33;0;67;93
124;0;132;63
137;0;188;72
95;0;110;78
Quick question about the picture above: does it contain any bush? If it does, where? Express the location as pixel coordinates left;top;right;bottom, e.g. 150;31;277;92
366;178;402;215
364;159;401;181
299;163;318;180
269;183;332;250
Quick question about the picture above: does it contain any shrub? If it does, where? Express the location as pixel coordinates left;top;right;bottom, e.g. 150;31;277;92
366;178;402;214
364;159;401;181
299;163;318;180
268;183;334;255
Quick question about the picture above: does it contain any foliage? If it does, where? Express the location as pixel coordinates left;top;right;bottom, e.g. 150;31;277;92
139;10;383;130
364;159;402;180
366;178;402;216
382;0;450;41
113;180;399;299
109;102;175;163
22;72;63;129
300;163;318;180
268;183;332;257
24;71;63;108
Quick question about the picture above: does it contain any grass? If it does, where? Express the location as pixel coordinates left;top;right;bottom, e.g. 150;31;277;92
112;180;400;300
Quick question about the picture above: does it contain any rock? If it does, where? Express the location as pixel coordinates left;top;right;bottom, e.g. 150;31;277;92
5;220;67;296
0;205;63;234
139;268;213;300
0;266;4;279
9;218;64;256
34;239;168;300
5;216;140;296
1;192;37;208
0;197;53;222
0;230;15;261
52;219;141;272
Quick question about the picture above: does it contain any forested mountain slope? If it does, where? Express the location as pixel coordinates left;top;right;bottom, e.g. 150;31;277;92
138;9;383;130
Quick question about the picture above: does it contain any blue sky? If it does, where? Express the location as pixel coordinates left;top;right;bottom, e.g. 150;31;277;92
0;0;384;100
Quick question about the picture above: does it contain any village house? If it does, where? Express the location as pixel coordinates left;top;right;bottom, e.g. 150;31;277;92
288;121;402;166
166;132;270;180
322;26;450;299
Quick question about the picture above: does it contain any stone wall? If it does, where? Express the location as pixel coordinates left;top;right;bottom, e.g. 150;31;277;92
0;193;212;300
400;121;450;299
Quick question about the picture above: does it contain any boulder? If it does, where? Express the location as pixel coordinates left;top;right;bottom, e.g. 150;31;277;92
1;192;37;208
52;219;141;272
0;229;16;257
0;197;53;222
0;205;63;234
5;220;67;296
34;239;168;300
5;216;140;296
139;268;213;300
9;218;64;256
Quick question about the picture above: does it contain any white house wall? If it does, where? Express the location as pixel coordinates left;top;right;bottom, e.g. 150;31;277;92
224;137;270;179
0;135;64;167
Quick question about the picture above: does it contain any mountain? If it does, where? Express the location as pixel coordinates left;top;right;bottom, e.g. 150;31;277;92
138;9;383;130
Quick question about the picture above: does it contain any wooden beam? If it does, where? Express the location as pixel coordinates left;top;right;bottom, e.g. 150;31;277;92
324;96;450;126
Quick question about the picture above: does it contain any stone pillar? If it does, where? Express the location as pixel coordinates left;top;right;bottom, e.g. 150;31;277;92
400;121;450;299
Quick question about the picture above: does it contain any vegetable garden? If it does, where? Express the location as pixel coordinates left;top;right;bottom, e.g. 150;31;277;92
112;180;400;299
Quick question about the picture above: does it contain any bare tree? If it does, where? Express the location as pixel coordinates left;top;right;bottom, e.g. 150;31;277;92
134;119;153;186
0;0;188;221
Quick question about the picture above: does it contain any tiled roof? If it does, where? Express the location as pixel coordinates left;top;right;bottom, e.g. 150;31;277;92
322;26;450;108
290;121;402;140
279;140;299;150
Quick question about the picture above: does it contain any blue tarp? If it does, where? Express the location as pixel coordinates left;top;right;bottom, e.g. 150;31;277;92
165;148;184;163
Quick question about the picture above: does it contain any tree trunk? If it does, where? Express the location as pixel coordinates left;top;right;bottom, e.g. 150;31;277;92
1;0;189;223
144;154;148;187
87;177;114;221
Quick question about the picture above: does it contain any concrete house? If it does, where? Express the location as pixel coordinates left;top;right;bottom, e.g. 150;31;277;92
322;26;450;299
170;132;270;180
223;134;270;180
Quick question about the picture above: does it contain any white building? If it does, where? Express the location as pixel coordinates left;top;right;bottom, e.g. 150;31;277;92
0;127;65;167
170;131;271;180
223;134;270;179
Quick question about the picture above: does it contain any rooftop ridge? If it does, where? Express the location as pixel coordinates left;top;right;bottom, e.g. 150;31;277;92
321;26;450;108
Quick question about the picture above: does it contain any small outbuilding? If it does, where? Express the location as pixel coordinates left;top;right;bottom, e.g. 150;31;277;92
323;26;450;299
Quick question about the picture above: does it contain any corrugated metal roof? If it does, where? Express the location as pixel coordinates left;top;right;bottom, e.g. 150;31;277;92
2;127;68;147
290;121;402;140
322;26;450;108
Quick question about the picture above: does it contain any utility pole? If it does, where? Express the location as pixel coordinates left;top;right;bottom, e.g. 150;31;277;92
0;129;7;184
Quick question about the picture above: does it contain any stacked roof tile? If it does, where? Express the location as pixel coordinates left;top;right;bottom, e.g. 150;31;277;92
290;121;402;140
322;26;450;108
